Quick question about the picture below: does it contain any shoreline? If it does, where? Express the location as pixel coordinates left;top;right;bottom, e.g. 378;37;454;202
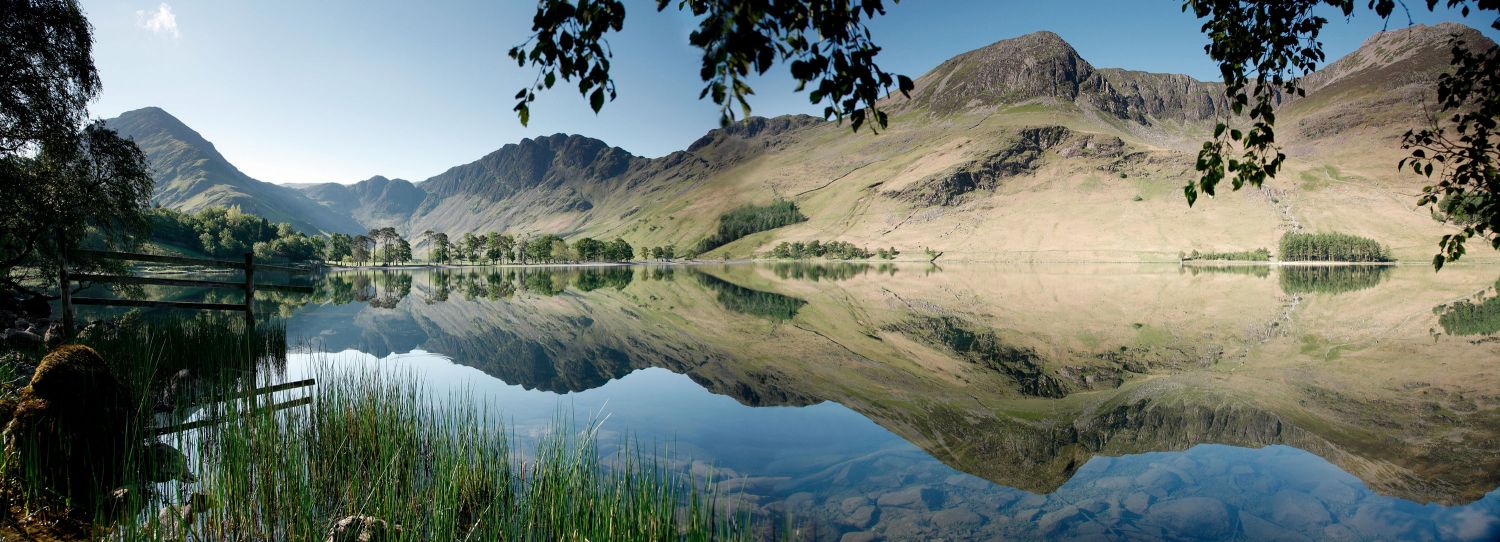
1179;260;1400;267
312;258;1500;270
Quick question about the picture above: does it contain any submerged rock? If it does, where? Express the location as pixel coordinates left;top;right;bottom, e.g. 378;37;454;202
155;492;216;540
1143;497;1234;538
326;515;392;542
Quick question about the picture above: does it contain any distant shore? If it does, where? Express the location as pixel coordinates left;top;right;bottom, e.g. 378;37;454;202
328;261;633;270
1179;260;1400;267
314;258;1499;270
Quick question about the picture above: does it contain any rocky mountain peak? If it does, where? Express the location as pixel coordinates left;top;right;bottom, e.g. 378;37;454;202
898;31;1096;114
106;107;234;169
1297;22;1494;95
419;133;640;201
893;30;1227;124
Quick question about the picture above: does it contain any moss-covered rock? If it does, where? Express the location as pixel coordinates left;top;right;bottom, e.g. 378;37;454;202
2;345;138;505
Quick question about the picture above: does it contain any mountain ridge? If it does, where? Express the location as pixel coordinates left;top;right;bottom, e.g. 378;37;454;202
109;23;1497;262
105;107;366;234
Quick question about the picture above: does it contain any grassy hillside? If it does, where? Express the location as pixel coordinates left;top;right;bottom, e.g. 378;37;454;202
110;24;1499;263
384;24;1495;264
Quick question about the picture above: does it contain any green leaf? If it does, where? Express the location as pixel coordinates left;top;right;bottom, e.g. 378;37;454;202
590;88;605;113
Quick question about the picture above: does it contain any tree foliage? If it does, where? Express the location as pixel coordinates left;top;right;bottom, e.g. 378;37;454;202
1277;231;1393;262
768;239;874;260
1182;248;1272;261
1186;0;1499;268
696;199;807;254
423;231;452;264
0;0;99;154
508;0;912;132
148;207;323;263
1279;265;1393;294
0;1;154;294
1;123;152;289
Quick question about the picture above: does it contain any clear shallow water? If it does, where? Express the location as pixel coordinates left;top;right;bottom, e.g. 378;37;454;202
109;263;1500;540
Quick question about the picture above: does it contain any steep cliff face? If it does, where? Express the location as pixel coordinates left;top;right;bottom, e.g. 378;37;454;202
1093;69;1226;122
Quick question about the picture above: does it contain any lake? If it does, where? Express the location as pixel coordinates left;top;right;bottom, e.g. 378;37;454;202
115;262;1500;540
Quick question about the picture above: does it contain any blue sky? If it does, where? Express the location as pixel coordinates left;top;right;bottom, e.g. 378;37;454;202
82;0;1497;184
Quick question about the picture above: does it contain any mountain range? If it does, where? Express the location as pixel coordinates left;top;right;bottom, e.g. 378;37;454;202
104;23;1498;262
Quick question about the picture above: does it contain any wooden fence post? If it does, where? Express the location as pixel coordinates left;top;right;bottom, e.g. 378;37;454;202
243;252;256;329
59;249;74;340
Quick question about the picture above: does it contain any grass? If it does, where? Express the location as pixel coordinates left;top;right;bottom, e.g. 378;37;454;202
1;314;754;541
118;368;750;541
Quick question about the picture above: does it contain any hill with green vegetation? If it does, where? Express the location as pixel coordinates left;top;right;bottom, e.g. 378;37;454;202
103;107;365;235
108;24;1499;263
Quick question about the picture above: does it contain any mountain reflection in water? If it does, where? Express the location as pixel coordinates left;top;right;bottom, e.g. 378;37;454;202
203;263;1500;540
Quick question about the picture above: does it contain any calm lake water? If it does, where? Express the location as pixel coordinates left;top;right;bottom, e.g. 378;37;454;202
105;263;1500;540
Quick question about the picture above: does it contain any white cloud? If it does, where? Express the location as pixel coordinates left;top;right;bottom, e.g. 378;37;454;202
136;3;179;39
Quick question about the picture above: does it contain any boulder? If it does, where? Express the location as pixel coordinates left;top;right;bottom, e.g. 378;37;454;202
77;320;120;342
3;345;137;504
42;321;65;348
839;532;879;542
1269;490;1331;531
155;493;215;540
1122;492;1151;515
5;328;42;349
326;515;392;542
932;507;984;530
1038;504;1081;534
143;440;196;483
840;504;878;529
106;484;157;520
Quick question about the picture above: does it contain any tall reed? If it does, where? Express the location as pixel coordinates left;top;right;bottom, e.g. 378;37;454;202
117;366;753;541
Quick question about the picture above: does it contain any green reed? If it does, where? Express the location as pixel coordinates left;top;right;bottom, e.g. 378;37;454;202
115;365;752;541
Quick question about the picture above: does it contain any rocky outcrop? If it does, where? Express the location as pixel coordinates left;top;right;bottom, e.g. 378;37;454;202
1092;69;1226;122
885;126;1069;206
687;114;824;152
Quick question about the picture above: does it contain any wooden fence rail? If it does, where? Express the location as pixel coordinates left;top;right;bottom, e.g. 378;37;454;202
60;250;317;338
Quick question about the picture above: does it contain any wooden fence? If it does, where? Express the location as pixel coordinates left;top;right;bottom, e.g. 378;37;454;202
59;249;316;337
